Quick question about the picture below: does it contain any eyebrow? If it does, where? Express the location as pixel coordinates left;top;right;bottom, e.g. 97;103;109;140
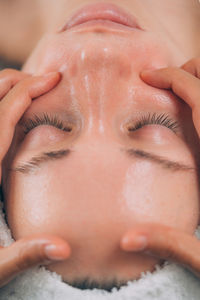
125;148;196;172
11;147;196;175
11;149;70;174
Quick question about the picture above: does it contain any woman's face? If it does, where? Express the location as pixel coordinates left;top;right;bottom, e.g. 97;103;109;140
2;0;200;291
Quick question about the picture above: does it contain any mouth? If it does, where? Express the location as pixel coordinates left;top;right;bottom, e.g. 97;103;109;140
58;2;144;33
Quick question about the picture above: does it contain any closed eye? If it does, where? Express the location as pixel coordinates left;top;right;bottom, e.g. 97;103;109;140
22;113;73;135
127;113;179;134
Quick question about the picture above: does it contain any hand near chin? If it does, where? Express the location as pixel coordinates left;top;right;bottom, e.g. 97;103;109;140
120;58;200;278
0;68;71;287
0;235;71;288
120;223;200;278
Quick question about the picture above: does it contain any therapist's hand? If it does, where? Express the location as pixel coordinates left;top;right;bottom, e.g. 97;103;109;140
140;57;200;136
0;69;71;288
120;57;200;278
120;223;200;278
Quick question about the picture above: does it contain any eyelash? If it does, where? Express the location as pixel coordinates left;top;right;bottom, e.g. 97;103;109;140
128;113;179;133
22;113;72;135
22;112;179;135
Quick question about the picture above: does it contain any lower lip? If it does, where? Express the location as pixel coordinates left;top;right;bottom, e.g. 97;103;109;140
66;19;141;32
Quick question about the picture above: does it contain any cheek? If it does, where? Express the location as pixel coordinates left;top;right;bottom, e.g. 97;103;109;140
5;169;58;238
4;158;200;241
122;160;199;233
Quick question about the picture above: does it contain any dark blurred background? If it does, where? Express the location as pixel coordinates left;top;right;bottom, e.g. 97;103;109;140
0;57;22;71
0;0;42;71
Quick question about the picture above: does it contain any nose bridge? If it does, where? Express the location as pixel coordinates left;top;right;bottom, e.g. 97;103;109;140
78;140;119;191
71;140;125;219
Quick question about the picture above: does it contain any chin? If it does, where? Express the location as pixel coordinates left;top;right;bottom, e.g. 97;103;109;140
46;253;164;292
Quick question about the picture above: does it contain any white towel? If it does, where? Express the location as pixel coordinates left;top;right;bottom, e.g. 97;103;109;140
0;201;200;300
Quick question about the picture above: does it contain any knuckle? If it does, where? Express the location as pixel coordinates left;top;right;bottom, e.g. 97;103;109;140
0;68;18;77
0;69;30;93
0;105;12;125
14;76;36;90
166;66;180;73
182;57;200;77
153;226;177;259
0;69;25;83
16;244;45;271
163;67;182;81
15;248;29;271
12;79;31;94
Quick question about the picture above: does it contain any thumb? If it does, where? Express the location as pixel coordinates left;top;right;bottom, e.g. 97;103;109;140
0;235;71;287
120;223;200;277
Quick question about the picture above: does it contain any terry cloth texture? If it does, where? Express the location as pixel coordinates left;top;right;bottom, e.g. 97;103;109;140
0;201;200;300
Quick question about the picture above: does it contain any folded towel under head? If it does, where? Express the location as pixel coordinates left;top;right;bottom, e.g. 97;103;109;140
0;202;200;300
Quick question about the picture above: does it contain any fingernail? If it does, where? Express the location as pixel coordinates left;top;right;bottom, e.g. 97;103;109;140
44;243;70;261
122;235;148;251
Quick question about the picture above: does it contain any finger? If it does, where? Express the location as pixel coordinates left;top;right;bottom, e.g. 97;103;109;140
0;72;61;162
0;235;71;287
181;57;200;78
140;67;200;110
0;69;31;99
140;67;200;135
120;224;200;276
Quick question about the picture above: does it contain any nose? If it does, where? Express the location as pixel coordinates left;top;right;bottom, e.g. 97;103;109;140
58;141;135;245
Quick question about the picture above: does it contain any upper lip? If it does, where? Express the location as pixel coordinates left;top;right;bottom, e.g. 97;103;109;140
59;3;144;32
